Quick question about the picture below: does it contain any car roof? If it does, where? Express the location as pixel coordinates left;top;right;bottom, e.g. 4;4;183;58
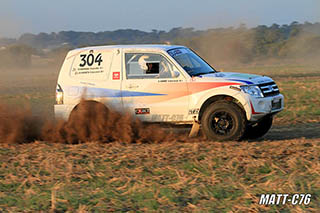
73;44;186;52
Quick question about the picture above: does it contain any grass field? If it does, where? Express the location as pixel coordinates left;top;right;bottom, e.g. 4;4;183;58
0;134;319;212
0;59;319;212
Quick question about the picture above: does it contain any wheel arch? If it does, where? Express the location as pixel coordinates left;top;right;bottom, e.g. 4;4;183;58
68;99;107;120
198;95;246;122
72;99;101;109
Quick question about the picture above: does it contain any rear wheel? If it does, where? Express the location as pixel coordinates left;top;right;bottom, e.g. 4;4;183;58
201;101;246;141
67;100;109;143
244;115;273;140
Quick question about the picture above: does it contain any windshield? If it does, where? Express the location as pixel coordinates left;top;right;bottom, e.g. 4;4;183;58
168;48;216;76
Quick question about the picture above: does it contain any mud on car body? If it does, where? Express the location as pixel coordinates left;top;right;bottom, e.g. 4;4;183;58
55;45;284;141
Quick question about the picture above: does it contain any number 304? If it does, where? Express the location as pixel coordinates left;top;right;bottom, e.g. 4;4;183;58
79;53;103;67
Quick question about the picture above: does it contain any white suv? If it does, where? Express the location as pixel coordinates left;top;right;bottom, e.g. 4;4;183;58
55;45;284;141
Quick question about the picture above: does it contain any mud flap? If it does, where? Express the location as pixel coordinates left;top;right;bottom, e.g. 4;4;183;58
189;120;200;138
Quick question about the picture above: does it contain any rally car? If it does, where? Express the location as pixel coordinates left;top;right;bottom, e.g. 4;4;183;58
55;45;284;141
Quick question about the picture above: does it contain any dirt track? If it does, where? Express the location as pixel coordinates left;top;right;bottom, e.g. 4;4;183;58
169;122;320;143
263;123;320;141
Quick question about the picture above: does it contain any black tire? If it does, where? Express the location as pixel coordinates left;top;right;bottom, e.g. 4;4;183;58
244;115;273;140
201;101;247;141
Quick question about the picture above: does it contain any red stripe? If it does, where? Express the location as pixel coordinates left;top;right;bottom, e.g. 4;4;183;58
188;82;241;94
250;101;263;114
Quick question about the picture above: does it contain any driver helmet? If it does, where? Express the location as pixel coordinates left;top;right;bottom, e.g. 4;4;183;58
138;55;149;71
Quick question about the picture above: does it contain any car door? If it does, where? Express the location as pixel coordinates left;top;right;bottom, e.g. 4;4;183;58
121;52;189;122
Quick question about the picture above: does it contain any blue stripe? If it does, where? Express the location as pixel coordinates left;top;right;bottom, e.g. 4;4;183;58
121;90;165;97
72;86;166;98
226;79;253;85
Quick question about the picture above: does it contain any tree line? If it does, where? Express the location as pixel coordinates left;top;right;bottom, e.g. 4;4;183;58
1;21;320;68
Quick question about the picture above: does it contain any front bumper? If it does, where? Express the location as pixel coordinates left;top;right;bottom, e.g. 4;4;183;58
249;94;284;121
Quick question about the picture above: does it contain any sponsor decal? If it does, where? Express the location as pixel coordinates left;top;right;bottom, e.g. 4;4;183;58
168;49;185;57
188;108;200;115
214;73;225;77
113;72;120;80
259;194;312;205
158;79;182;83
151;114;184;121
135;108;150;115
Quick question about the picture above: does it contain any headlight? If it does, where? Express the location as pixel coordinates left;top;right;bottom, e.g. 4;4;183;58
240;85;263;98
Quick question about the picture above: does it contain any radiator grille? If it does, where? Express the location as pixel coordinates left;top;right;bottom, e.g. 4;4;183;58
258;82;280;97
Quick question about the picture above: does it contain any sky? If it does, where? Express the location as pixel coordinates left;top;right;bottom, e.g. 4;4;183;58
1;0;319;38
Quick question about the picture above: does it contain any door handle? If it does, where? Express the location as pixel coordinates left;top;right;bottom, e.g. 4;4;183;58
128;84;139;89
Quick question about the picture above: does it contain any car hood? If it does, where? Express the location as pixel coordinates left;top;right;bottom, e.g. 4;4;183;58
194;72;274;85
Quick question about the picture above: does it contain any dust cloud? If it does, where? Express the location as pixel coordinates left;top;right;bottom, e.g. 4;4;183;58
0;100;180;144
0;104;42;143
186;28;255;68
185;24;320;69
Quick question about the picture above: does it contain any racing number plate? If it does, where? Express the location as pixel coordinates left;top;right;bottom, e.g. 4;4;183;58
272;98;281;110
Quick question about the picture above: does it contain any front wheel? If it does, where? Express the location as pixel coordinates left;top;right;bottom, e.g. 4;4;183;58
244;115;273;140
201;101;247;141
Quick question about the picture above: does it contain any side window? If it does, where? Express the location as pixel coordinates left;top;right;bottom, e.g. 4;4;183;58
70;50;113;80
125;53;176;79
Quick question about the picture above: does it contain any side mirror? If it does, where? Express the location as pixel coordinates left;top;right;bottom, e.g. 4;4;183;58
172;71;180;78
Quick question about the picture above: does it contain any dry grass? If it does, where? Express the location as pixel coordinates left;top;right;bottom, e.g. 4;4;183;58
275;77;320;124
0;132;319;212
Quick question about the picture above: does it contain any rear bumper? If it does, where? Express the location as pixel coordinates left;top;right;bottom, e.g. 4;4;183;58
54;104;74;120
